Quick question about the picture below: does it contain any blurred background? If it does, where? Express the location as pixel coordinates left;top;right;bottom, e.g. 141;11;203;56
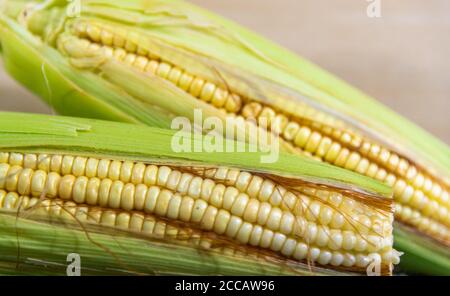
0;0;449;144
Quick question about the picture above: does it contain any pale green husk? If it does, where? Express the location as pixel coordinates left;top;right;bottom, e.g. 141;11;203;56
0;212;323;275
394;226;450;275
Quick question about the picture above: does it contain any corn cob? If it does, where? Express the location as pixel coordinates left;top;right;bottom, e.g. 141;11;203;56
0;0;449;274
0;112;399;275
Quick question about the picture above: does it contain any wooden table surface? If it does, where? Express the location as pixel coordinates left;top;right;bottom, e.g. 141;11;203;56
1;0;449;144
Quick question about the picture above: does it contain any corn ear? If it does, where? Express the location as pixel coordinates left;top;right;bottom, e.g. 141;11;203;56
0;112;399;275
0;0;449;274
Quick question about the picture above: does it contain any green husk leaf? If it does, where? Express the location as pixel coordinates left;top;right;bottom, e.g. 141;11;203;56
0;212;328;275
394;224;450;275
